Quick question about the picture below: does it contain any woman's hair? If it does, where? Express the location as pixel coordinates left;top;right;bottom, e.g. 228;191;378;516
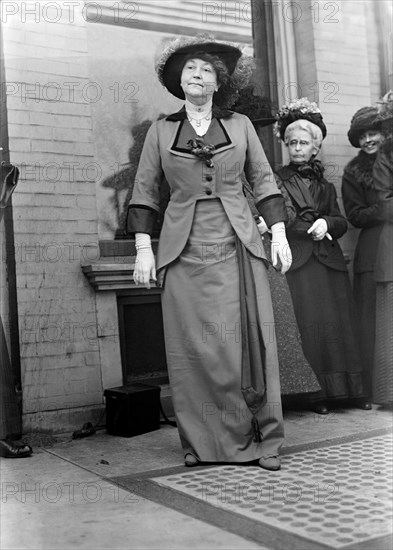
284;120;323;150
182;52;230;87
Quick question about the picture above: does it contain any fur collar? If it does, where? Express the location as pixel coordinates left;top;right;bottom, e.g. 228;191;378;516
344;151;376;188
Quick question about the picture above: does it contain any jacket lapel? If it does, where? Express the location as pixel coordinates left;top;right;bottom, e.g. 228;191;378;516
166;106;236;157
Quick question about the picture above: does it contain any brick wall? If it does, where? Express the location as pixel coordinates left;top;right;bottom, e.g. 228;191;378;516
2;1;110;432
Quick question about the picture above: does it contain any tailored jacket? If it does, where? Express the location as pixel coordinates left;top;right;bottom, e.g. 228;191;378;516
127;106;287;272
275;165;348;272
342;151;384;273
373;141;393;283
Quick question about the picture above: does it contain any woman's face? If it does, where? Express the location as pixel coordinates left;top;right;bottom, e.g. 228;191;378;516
358;130;384;155
286;129;317;164
180;58;218;104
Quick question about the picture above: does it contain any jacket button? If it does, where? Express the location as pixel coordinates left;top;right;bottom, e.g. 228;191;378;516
206;175;213;181
205;189;212;195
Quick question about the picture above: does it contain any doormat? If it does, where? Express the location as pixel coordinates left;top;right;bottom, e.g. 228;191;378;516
146;435;392;550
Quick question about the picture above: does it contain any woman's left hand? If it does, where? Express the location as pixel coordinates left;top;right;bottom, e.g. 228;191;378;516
270;222;292;274
307;218;329;241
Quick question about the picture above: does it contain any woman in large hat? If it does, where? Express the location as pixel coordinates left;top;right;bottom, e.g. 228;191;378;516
127;35;291;470
273;98;369;415
342;106;385;399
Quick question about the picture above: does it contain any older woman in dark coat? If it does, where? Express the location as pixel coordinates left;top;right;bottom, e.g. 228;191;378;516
127;35;291;470
273;99;369;415
342;107;385;394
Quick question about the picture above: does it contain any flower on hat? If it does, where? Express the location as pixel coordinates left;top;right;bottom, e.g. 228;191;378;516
274;98;322;139
231;85;276;126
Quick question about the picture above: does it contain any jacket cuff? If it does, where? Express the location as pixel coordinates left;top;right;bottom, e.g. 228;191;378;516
126;205;158;236
256;194;288;227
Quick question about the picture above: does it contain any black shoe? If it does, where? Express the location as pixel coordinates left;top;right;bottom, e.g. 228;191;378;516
357;399;372;410
312;402;329;415
0;439;33;458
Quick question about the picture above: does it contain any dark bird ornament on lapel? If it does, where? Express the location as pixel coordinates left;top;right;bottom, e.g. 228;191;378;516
187;138;216;168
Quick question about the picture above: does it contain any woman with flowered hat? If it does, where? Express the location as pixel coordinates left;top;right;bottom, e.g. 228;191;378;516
341;106;385;404
127;35;292;470
272;98;368;415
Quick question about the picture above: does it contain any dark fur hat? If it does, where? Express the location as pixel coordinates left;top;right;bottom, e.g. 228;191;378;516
347;106;381;148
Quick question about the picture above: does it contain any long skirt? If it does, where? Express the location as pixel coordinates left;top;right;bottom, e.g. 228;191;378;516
373;281;393;404
286;256;366;401
353;270;377;386
161;199;284;463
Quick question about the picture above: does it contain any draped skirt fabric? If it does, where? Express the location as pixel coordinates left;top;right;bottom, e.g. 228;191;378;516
263;235;320;395
373;282;393;405
286;256;366;401
161;199;284;462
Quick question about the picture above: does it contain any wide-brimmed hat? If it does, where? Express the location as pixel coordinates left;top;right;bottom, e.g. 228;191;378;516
274;98;327;141
155;34;253;108
347;106;381;147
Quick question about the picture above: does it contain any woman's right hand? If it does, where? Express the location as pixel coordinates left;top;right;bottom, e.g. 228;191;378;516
307;218;332;241
134;249;156;289
133;233;157;289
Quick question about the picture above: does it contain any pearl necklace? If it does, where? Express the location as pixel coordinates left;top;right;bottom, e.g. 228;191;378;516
187;112;212;127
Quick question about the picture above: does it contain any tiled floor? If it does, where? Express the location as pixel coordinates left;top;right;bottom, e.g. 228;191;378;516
149;435;392;549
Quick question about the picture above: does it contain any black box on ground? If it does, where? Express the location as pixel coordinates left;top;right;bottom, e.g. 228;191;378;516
104;383;161;437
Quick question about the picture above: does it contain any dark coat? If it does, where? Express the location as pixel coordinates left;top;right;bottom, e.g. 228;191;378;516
342;151;384;273
275;163;348;272
373;140;393;283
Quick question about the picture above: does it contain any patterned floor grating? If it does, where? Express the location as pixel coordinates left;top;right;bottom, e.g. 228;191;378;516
151;435;393;549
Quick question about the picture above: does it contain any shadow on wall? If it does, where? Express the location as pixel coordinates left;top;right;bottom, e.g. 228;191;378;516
100;114;170;240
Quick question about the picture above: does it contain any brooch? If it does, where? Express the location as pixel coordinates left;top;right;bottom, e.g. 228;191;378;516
187;138;216;168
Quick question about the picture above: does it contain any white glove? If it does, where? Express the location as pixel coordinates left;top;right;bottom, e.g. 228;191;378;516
133;233;156;289
307;219;332;241
270;222;292;274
